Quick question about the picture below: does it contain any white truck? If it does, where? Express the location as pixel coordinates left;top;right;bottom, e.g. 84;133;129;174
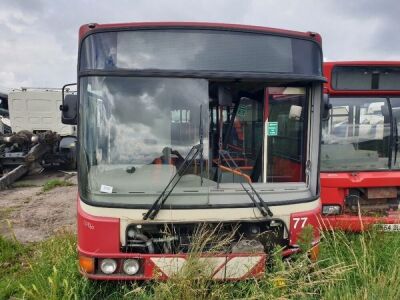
0;92;10;134
0;88;77;189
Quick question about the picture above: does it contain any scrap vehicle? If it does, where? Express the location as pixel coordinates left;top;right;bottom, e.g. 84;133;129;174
0;88;77;189
61;22;325;280
321;61;400;231
0;92;10;134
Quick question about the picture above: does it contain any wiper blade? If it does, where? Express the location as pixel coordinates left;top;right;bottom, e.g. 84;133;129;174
218;149;273;217
143;144;202;220
394;117;398;165
241;183;273;217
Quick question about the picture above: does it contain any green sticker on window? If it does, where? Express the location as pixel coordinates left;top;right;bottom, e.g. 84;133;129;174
236;104;248;117
267;122;278;136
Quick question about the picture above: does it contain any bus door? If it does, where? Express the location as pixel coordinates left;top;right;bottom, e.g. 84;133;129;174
265;87;308;183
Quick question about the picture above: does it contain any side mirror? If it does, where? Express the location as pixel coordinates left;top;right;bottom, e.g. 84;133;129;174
322;94;332;121
60;83;77;125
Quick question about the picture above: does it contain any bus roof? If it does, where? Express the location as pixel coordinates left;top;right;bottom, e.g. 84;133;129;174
79;22;322;44
324;61;400;96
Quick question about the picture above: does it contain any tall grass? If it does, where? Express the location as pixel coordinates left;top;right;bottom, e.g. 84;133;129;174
319;229;400;299
0;227;399;299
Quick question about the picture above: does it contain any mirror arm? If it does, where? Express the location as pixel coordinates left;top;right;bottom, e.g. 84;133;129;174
61;83;78;125
322;94;332;121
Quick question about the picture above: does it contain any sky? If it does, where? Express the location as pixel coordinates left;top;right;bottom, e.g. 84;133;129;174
0;0;399;92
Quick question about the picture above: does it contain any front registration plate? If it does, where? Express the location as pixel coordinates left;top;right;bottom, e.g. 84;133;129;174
375;224;400;232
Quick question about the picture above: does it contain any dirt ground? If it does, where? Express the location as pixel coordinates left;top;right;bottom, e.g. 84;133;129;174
0;172;77;243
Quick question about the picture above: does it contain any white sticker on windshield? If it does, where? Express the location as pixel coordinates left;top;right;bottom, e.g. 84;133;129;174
100;184;113;194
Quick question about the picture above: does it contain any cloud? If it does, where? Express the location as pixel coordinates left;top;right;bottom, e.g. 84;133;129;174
0;0;399;88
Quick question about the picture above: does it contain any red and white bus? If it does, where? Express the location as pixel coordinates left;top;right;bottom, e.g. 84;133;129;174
61;22;324;280
321;61;400;231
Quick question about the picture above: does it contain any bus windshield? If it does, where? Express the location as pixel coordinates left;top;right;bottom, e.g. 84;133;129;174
79;76;310;205
321;97;392;171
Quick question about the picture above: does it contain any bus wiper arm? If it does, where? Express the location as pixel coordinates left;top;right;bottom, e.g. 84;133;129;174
394;117;399;165
143;144;202;220
219;150;273;217
240;183;273;217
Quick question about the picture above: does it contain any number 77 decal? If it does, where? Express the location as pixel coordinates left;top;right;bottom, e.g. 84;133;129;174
293;217;308;229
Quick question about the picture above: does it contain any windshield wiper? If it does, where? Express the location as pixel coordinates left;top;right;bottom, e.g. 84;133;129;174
394;117;399;166
143;144;202;220
199;104;204;185
218;149;273;217
144;105;205;220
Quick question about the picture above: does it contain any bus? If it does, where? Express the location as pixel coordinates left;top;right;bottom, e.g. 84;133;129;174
321;61;400;231
61;22;324;280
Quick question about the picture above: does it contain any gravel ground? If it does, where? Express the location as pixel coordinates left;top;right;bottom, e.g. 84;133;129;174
0;174;77;243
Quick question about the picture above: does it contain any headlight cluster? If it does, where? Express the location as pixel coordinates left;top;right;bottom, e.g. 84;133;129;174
100;259;117;274
322;205;341;215
99;258;141;275
123;259;140;275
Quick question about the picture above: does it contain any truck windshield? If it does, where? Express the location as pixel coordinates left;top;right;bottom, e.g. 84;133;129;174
321;97;391;171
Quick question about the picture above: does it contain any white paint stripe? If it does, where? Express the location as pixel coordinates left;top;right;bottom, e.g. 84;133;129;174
213;256;262;279
150;256;262;279
198;257;227;277
81;198;318;224
150;257;186;277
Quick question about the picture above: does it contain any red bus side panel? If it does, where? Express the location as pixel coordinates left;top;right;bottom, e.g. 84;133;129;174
77;198;120;255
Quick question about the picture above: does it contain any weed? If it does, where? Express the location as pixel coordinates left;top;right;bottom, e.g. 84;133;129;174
319;229;400;299
42;179;74;192
0;236;31;299
0;207;15;220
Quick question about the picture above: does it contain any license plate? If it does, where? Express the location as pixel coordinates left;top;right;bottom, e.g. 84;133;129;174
374;224;400;232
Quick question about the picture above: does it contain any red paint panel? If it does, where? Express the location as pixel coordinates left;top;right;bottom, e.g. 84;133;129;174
321;172;400;188
80;253;266;281
321;214;400;232
320;172;400;222
289;205;321;245
320;186;346;206
77;198;120;255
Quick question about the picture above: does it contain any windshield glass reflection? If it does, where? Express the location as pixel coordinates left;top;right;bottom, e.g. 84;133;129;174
79;77;210;198
321;97;390;171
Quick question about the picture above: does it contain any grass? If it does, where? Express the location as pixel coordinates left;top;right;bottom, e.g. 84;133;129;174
0;234;31;299
42;179;74;192
0;207;15;220
0;228;399;300
318;229;400;299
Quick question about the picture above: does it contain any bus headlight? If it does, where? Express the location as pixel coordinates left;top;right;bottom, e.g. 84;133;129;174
100;259;117;274
322;205;341;215
123;259;140;275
